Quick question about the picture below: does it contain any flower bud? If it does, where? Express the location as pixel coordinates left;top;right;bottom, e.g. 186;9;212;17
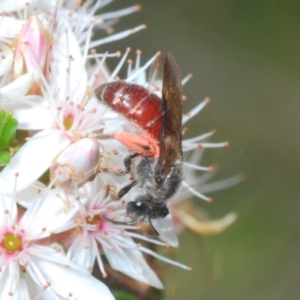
12;16;52;95
50;138;101;190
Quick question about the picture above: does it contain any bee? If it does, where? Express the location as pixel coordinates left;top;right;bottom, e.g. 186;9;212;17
95;53;183;235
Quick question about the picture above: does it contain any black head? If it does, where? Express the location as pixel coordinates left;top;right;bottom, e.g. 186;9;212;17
126;197;169;221
126;197;169;236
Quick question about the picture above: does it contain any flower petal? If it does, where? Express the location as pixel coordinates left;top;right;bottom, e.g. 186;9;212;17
67;234;96;270
0;73;34;102
13;100;54;130
20;187;79;238
0;266;12;300
50;138;101;190
51;18;87;101
0;129;71;193
0;16;24;38
16;181;46;208
0;50;13;78
0;193;18;225
0;0;58;13
28;246;114;300
103;236;163;289
13;279;30;300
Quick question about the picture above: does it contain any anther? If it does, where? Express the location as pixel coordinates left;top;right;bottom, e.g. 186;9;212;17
106;27;114;35
208;166;214;172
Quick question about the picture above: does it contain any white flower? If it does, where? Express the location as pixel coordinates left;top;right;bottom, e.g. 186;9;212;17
0;1;240;297
0;1;144;81
40;175;190;289
50;138;102;190
0;178;114;300
0;73;34;110
0;5;148;194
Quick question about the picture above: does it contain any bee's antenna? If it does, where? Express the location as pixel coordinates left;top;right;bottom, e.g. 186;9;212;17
148;218;159;236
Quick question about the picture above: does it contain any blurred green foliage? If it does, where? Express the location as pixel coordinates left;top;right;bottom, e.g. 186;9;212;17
0;111;18;171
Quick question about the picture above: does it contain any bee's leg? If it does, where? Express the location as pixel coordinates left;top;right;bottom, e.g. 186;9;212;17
124;153;139;173
117;180;138;199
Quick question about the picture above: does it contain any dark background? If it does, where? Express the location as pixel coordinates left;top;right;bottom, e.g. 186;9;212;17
100;1;300;299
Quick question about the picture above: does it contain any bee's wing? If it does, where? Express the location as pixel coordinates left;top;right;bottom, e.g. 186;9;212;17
152;214;179;247
147;54;165;96
155;53;183;178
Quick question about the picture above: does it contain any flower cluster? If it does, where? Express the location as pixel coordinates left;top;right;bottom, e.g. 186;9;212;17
0;1;239;299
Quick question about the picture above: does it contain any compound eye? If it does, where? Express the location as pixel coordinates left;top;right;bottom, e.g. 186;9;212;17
126;201;139;213
161;207;169;218
154;175;164;188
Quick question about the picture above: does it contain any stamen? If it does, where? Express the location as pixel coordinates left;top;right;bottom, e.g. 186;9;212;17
92;237;106;276
100;5;141;20
197;174;245;193
183;161;212;171
126;51;161;82
181;180;212;201
182;97;210;125
109;48;131;80
182;73;193;85
199;141;229;149
183;130;216;145
139;245;191;270
135;49;142;70
87;52;108;86
81;22;93;66
88;25;146;49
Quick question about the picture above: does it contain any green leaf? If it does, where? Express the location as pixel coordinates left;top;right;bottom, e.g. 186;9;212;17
113;290;139;300
0;111;18;148
0;111;7;138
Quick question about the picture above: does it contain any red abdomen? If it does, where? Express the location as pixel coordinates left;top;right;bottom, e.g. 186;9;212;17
95;82;163;141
